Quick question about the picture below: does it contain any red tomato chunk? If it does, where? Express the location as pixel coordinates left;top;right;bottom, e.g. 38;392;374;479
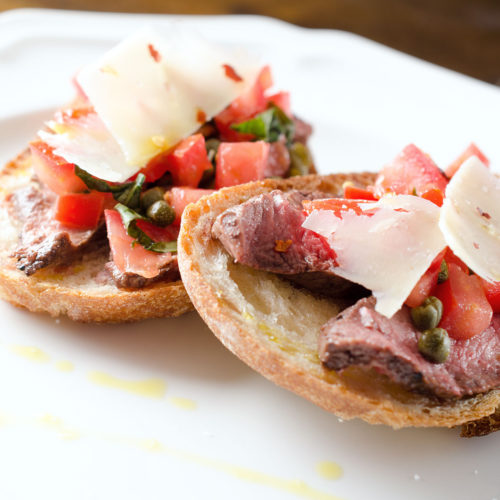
435;263;492;340
375;144;448;196
138;134;212;185
55;192;104;229
405;250;446;308
169;187;216;226
30;141;87;195
445;142;489;178
215;142;270;189
480;278;500;314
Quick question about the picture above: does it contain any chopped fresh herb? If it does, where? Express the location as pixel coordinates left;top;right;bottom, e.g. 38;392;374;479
115;203;177;253
231;106;294;144
288;142;313;177
75;166;145;209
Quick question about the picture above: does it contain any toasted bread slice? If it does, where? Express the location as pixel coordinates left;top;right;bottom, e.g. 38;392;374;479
0;150;193;322
178;173;500;429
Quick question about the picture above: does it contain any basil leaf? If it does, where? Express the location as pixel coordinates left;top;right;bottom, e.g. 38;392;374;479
115;203;177;254
230;106;295;144
75;166;145;209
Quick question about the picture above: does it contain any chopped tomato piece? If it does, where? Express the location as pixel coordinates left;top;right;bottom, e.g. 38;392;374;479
375;144;448;196
444;247;469;274
166;134;212;187
54;192;105;229
435;263;492;340
214;66;271;141
136;219;179;242
30;141;87;194
215;141;270;189
405;250;446;307
343;184;377;201
480;278;500;313
445;142;489;178
420;188;444;207
137;134;211;185
168;187;216;226
302;198;373;217
267;91;291;116
104;210;173;279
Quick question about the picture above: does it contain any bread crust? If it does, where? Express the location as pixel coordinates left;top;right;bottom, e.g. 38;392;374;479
0;150;193;322
178;173;500;429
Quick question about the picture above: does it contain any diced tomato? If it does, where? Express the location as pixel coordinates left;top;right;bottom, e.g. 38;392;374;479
302;198;373;217
168;187;216;226
136;219;179;242
405;249;446;307
445;142;490;178
30;141;87;195
214;66;271;141
420;188;444;207
215;142;270;189
444;247;469;274
104;210;173;279
435;263;492;340
267;91;291;116
257;65;273;91
166;134;212;187
54;192;105;229
480;278;500;313
137;134;211;185
375;144;448;196
343;184;377;201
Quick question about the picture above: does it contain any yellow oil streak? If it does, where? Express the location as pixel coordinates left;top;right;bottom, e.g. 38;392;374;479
10;345;50;363
55;361;74;372
87;371;167;398
134;439;344;500
38;414;81;441
168;397;197;411
316;461;343;480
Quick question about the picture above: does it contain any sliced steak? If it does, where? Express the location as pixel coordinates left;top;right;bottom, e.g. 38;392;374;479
105;258;180;289
319;297;500;399
292;116;313;144
7;183;101;276
264;138;290;178
212;190;337;275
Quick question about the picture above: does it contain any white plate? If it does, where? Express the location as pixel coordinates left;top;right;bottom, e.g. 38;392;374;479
0;9;499;500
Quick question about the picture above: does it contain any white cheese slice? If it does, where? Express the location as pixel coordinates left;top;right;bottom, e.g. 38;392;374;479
38;113;138;183
303;195;446;317
76;26;260;179
439;156;500;282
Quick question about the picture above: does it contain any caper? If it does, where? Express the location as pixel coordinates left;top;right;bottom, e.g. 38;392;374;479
146;200;175;227
411;296;443;331
141;187;166;210
438;259;448;283
418;328;450;364
288;142;313;177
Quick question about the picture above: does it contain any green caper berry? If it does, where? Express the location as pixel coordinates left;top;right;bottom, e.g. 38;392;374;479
141;187;166;210
288;142;313;177
438;260;448;283
418;328;450;364
146;200;175;227
410;296;443;331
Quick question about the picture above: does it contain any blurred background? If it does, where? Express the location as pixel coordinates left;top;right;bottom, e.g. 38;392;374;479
0;0;499;84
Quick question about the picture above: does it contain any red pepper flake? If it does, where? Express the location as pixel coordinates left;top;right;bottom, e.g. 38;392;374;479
476;207;491;220
196;108;207;124
274;239;293;253
148;43;161;63
473;242;480;249
222;64;243;82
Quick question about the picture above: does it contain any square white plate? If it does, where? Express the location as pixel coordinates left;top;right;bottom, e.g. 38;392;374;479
0;9;499;500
